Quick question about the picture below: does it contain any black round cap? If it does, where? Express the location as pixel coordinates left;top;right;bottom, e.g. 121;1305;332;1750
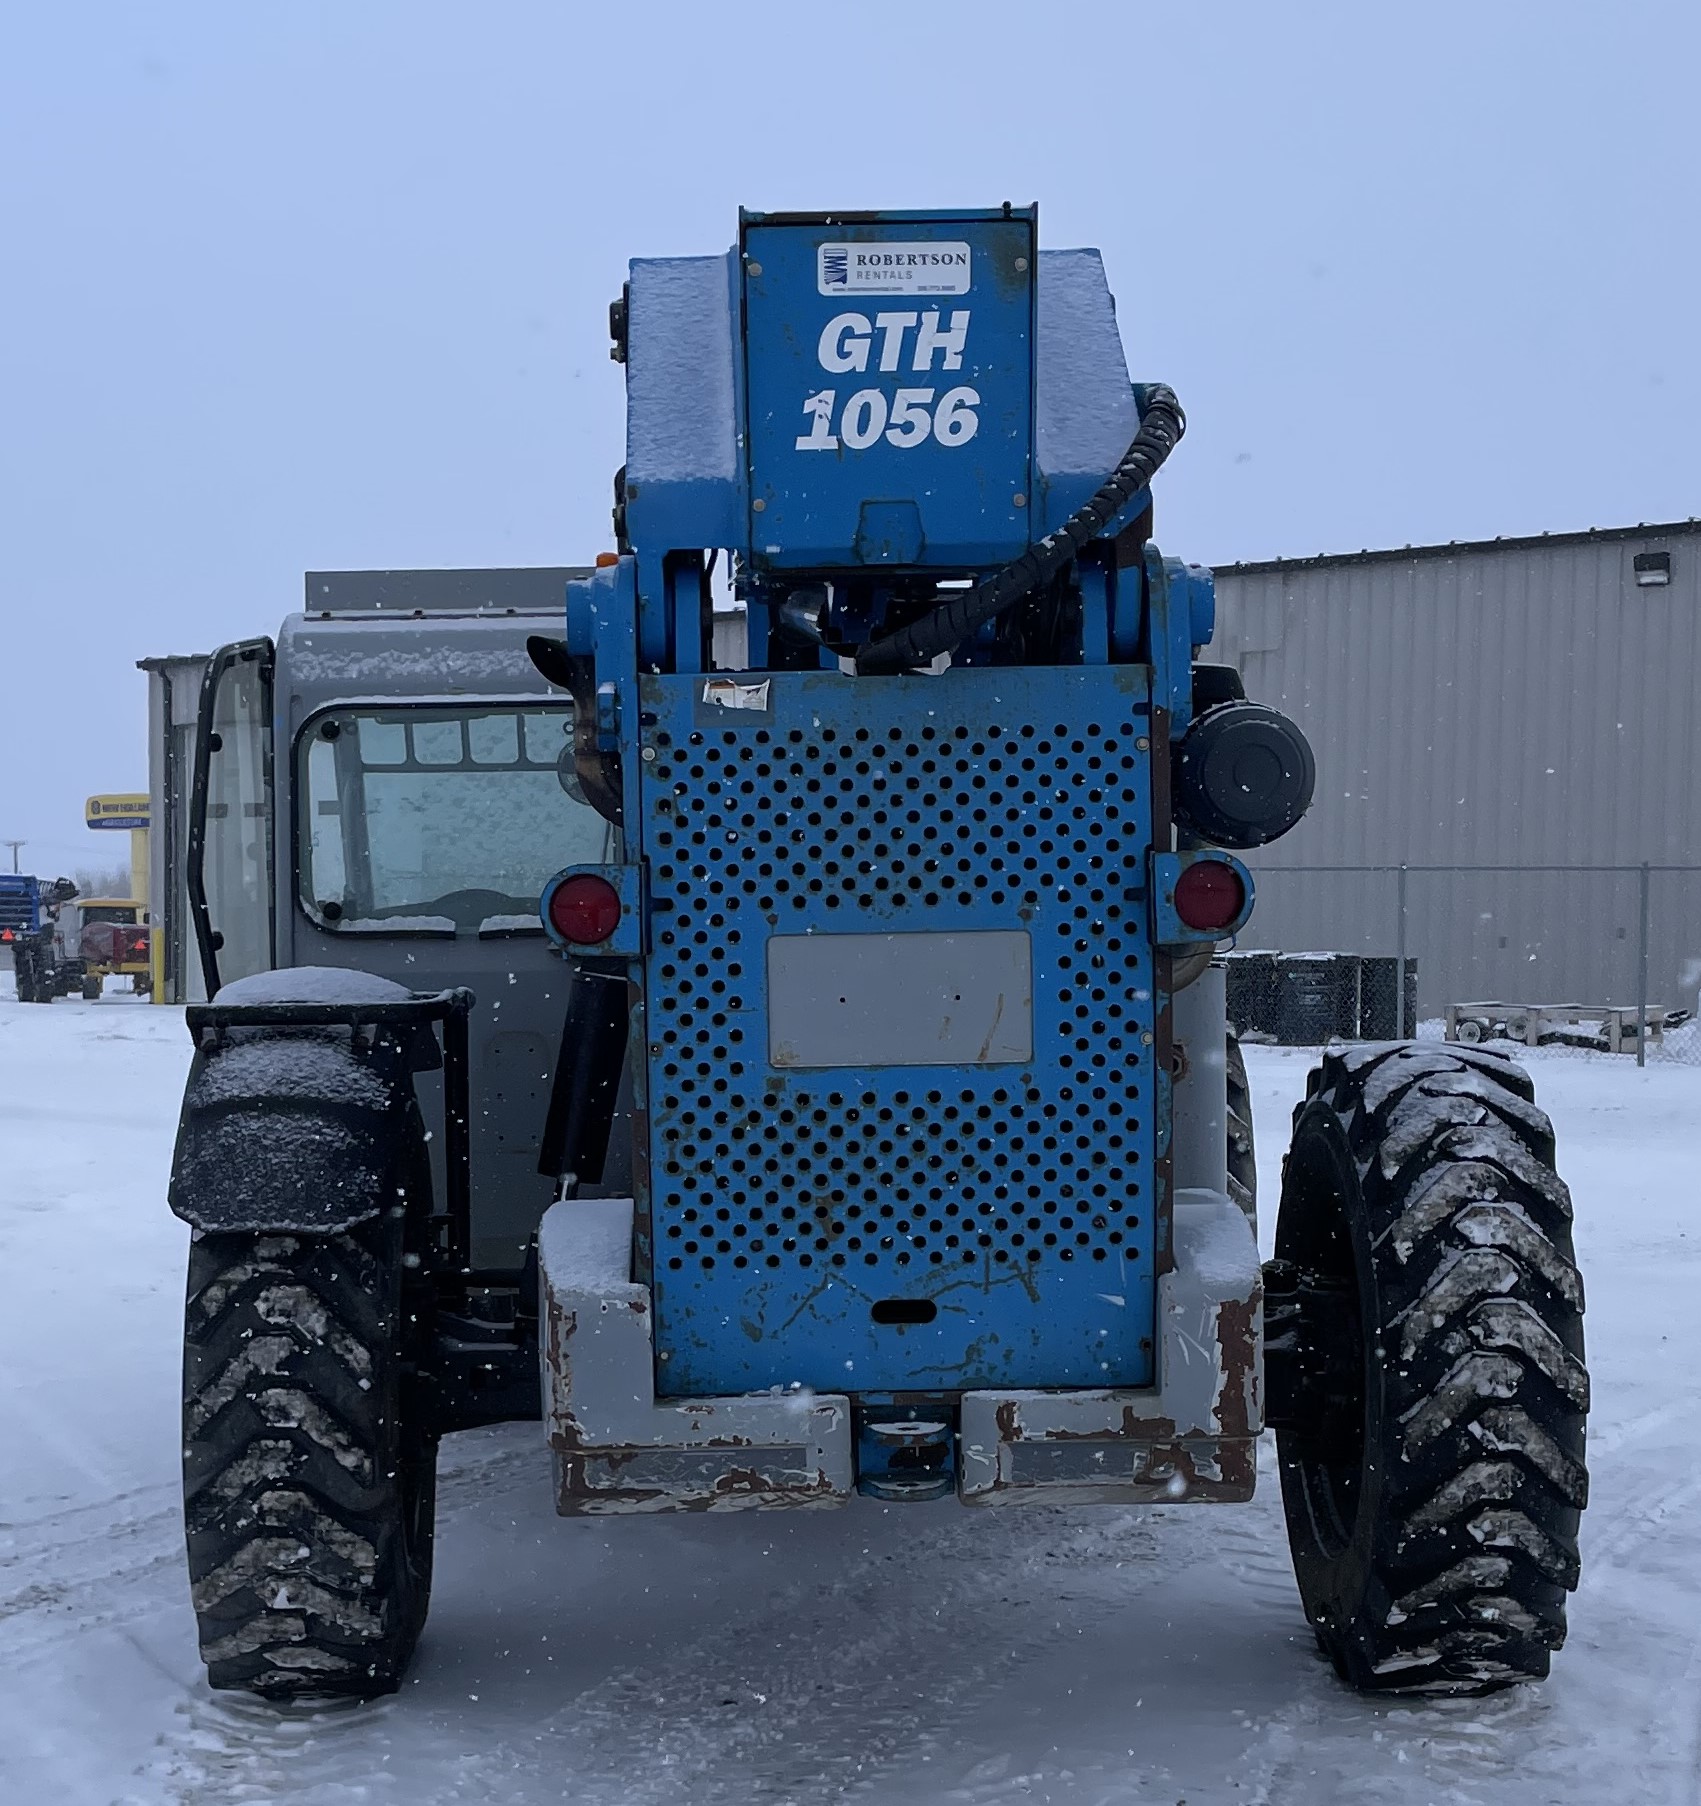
1173;701;1315;849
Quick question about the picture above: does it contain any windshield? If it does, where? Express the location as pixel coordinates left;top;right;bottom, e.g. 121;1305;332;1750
81;904;139;927
298;704;615;932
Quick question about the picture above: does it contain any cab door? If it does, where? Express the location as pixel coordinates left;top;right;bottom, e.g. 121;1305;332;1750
187;639;276;998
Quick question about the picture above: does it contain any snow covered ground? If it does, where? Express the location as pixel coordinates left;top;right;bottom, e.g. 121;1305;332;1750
3;983;1698;1806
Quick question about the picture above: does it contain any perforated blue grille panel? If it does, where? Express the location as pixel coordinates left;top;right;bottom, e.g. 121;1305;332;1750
640;665;1159;1396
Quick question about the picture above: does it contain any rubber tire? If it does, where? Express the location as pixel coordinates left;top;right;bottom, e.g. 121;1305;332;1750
1225;1032;1256;1224
182;1212;437;1699
81;976;102;1002
14;945;46;1003
1275;1041;1588;1694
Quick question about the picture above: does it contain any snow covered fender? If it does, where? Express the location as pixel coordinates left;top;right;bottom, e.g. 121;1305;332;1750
168;968;452;1237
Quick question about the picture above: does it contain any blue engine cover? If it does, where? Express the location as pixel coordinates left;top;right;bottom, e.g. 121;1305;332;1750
740;210;1035;574
640;663;1160;1396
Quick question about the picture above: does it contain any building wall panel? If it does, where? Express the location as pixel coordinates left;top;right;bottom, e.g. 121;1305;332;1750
1212;525;1701;1018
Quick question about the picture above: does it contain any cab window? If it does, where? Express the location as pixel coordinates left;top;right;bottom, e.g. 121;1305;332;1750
81;904;140;928
298;705;614;933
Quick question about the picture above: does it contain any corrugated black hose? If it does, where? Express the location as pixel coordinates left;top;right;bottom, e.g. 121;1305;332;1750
853;383;1186;674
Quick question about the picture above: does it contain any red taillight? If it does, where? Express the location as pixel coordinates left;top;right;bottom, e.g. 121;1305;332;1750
548;874;622;944
1173;860;1246;933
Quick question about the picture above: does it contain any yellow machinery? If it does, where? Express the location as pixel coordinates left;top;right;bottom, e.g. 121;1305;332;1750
74;898;151;998
83;794;153;998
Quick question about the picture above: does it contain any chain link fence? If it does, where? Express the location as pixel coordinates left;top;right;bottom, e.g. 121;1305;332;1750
1226;863;1701;1066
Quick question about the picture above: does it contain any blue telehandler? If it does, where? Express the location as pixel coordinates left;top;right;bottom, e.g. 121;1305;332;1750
168;206;1587;1704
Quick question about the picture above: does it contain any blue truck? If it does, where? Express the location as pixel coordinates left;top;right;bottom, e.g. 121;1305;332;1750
167;206;1589;1706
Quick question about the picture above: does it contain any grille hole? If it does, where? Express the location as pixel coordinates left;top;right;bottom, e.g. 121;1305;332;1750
871;1297;938;1326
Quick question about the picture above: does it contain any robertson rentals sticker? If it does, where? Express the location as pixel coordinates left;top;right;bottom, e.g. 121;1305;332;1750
817;241;971;296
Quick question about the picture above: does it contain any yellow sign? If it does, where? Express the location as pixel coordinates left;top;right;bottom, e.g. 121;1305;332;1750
86;793;150;831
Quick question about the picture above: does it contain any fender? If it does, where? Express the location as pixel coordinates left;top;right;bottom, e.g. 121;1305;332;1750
168;969;457;1238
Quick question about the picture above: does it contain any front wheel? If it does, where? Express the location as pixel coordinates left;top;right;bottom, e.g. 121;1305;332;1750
182;1215;437;1698
1270;1043;1588;1694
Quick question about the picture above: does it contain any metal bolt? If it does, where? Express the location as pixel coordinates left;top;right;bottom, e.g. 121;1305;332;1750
1140;1030;1154;1046
746;261;762;278
641;745;657;761
1012;492;1026;508
753;497;766;513
658;1349;671;1361
1014;256;1029;272
1136;735;1150;751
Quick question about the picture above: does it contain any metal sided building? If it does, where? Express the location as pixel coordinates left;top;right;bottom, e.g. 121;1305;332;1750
1210;519;1701;1021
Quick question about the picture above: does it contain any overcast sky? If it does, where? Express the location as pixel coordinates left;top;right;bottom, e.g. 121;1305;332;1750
2;2;1696;871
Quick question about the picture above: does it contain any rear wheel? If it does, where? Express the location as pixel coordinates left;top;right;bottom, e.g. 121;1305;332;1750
81;976;103;1002
16;944;50;1003
1271;1042;1587;1693
182;1211;437;1698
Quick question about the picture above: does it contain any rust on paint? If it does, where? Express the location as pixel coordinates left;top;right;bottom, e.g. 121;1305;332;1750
1214;1290;1262;1440
554;1451;841;1515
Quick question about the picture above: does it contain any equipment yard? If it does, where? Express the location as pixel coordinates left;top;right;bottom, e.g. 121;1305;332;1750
4;986;1693;1806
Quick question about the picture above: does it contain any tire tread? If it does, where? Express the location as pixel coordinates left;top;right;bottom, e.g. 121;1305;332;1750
1278;1043;1587;1695
181;1219;433;1699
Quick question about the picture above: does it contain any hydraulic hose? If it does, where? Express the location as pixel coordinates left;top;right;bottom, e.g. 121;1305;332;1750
853;384;1186;674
